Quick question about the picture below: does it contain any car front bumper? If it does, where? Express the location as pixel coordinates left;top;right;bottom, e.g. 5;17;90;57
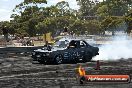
32;54;53;63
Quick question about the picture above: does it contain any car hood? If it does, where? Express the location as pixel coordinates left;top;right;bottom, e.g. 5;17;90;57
34;47;66;53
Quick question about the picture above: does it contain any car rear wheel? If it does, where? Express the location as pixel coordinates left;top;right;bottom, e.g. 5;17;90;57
83;54;92;62
54;55;63;64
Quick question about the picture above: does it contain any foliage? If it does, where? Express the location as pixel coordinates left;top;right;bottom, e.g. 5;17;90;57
0;0;132;36
125;13;132;33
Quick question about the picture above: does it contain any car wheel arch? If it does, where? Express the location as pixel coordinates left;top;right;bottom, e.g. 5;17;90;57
54;54;63;64
84;51;93;62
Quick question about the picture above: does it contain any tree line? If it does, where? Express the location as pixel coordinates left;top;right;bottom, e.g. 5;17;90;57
0;0;132;37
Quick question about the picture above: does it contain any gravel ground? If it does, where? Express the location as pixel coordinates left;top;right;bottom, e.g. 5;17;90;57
0;55;132;88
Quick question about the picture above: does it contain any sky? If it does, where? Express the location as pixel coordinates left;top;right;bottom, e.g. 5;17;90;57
0;0;102;21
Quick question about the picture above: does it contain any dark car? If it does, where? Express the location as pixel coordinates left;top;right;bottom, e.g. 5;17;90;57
31;39;99;64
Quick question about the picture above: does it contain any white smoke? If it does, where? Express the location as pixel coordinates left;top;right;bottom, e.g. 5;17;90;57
93;34;132;61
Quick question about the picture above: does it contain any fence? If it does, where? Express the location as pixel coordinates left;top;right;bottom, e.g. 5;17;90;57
0;46;43;54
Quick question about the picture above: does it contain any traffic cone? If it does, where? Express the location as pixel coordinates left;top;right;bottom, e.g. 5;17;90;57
95;60;101;70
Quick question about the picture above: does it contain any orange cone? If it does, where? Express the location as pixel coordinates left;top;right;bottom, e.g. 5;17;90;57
95;60;101;70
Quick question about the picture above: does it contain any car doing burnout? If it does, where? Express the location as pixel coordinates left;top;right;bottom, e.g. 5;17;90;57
31;39;99;64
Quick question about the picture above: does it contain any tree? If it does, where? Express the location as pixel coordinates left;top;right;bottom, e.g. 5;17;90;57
103;0;130;16
96;5;109;17
125;13;132;34
40;6;60;17
14;0;47;13
101;16;124;35
69;19;84;35
11;0;47;36
56;1;73;16
36;16;76;36
8;0;132;37
12;0;78;36
0;21;12;34
76;0;94;16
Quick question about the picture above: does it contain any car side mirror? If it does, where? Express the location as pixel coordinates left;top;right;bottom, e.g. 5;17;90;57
47;46;51;51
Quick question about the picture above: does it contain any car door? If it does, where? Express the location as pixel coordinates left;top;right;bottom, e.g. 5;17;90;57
75;41;86;61
63;40;77;62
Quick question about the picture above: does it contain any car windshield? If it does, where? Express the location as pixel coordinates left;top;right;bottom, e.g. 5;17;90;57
54;40;69;48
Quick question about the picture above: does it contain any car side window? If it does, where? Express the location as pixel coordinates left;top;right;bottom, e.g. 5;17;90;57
80;41;87;47
68;40;77;48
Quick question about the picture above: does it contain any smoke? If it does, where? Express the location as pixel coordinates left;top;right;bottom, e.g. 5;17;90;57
93;34;132;61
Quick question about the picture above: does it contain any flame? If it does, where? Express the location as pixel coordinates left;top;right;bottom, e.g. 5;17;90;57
78;66;86;76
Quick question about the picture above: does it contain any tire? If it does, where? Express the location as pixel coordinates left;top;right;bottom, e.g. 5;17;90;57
54;55;63;64
83;53;92;62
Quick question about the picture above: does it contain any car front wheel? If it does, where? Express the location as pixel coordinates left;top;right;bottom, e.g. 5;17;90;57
54;55;63;64
83;54;92;62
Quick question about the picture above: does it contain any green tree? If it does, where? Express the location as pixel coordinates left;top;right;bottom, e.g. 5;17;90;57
36;16;76;36
96;5;108;17
125;13;132;33
12;0;47;36
56;1;74;17
76;0;95;16
103;0;130;16
101;16;124;35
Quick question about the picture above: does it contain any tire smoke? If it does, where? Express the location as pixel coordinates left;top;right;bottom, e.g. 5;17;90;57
93;34;132;60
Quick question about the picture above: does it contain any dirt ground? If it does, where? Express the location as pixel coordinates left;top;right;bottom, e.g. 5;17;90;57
0;54;132;88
